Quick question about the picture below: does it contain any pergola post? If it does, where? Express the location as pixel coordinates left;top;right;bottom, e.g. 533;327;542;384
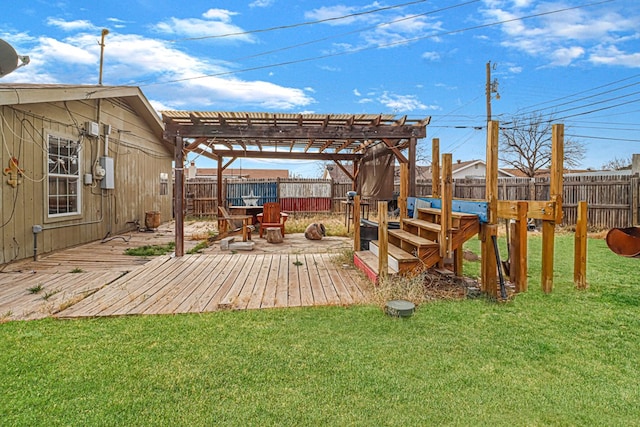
174;135;185;257
409;137;417;196
431;138;440;197
399;163;409;221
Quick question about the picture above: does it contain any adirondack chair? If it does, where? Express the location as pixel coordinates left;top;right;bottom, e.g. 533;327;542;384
257;202;288;238
217;206;253;241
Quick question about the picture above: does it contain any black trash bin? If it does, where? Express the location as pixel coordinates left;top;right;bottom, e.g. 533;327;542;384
359;219;400;251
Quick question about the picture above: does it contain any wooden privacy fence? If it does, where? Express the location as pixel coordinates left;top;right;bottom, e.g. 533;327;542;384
402;174;639;229
184;178;333;217
183;174;639;228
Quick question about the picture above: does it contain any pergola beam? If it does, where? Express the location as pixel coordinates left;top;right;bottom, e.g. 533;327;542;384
165;124;425;140
209;149;361;161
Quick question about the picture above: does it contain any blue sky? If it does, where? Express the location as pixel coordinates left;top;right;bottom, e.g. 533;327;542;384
1;0;639;177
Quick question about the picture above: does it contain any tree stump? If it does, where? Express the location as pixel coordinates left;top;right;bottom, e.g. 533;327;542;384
265;227;283;244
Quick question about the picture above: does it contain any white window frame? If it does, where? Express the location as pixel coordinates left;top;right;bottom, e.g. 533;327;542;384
47;134;81;218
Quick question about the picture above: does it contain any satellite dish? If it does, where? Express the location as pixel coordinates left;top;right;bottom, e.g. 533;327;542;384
0;39;30;78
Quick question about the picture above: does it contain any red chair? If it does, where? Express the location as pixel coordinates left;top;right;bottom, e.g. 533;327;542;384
257;202;288;238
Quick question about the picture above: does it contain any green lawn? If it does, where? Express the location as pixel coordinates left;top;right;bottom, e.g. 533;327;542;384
1;234;639;426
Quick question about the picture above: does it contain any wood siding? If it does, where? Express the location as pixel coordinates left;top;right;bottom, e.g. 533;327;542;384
1;100;172;264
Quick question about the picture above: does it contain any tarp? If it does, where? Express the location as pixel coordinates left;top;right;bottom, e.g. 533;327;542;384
357;143;394;200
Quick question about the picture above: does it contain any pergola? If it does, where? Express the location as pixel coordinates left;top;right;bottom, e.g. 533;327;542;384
162;111;430;255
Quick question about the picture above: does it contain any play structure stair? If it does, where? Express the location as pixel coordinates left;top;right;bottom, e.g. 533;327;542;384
354;206;480;281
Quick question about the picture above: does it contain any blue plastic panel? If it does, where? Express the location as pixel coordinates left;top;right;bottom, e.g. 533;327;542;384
408;197;489;223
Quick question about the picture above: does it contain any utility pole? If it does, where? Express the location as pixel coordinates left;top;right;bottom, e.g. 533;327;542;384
486;61;499;123
98;29;109;85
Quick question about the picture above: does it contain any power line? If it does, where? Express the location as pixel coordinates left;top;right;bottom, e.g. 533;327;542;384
514;80;640;118
228;0;481;63
566;134;640;143
167;0;429;42
512;72;640;114
141;0;614;87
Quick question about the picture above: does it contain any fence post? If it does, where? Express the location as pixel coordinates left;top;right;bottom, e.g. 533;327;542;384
574;201;588;289
631;176;639;226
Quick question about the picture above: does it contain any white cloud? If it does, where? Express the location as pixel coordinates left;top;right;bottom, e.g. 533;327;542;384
184;77;314;110
154;9;255;43
304;5;362;26
306;4;443;51
481;1;640;67
589;45;640;67
46;18;95;32
379;92;438;112
362;15;444;49
549;46;584;66
202;9;237;22
422;51;440;61
249;0;274;8
14;29;315;109
36;36;96;65
435;83;458;90
353;88;361;96
319;65;341;72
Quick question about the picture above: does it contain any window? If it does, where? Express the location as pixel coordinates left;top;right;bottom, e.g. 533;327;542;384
160;172;169;196
48;135;80;216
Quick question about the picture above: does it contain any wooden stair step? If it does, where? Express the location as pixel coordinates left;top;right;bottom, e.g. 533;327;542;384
418;207;479;219
388;229;438;248
403;218;459;233
369;240;419;273
354;251;398;282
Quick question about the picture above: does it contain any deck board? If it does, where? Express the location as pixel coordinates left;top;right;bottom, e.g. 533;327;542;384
287;255;302;307
297;255;315;307
274;255;290;307
306;254;328;306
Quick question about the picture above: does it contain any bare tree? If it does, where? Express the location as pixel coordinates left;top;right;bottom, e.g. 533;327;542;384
499;113;586;177
601;156;632;171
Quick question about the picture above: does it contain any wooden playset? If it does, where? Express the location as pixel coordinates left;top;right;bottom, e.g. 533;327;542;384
353;121;585;298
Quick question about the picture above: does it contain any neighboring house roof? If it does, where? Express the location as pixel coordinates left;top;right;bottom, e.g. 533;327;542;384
0;84;167;152
426;159;516;178
191;166;289;179
324;159;514;183
323;164;354;183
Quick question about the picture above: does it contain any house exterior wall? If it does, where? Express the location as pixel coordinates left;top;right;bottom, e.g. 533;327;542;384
0;98;172;264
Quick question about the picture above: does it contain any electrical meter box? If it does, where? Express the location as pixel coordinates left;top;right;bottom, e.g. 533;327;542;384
85;121;100;137
99;156;115;189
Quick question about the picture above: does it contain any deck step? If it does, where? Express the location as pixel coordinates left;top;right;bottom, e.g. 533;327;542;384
402;218;451;233
354;250;398;283
388;229;438;248
369;241;419;273
417;207;479;219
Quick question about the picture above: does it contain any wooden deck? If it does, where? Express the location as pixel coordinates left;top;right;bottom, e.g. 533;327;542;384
0;222;369;321
57;253;368;318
